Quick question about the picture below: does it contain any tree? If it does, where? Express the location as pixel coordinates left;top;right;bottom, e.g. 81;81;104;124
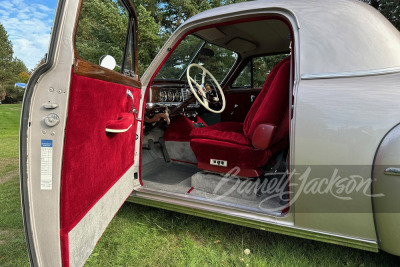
136;4;164;74
76;0;129;68
132;0;247;36
131;0;248;74
31;55;47;74
0;23;14;85
0;87;5;102
47;0;400;82
18;71;30;84
361;0;400;31
0;23;28;103
4;85;25;104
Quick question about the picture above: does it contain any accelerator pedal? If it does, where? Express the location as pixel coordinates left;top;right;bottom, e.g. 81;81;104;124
158;137;170;163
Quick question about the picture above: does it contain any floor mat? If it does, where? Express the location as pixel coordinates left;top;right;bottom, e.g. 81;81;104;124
140;155;285;215
142;159;198;185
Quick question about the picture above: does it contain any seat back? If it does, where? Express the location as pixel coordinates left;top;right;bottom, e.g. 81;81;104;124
243;58;291;139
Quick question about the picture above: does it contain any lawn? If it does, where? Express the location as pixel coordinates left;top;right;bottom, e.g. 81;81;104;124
0;103;399;266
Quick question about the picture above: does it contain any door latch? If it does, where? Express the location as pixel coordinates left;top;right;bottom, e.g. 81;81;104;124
44;113;60;127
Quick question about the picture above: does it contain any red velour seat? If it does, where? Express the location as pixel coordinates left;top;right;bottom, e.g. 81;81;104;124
190;58;291;177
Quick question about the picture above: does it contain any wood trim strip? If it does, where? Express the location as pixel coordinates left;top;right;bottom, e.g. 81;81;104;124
74;59;141;88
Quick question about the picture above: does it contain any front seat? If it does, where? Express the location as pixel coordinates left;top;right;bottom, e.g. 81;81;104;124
190;58;291;177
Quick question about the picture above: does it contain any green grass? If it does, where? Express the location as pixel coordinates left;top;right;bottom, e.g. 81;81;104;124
0;104;30;266
86;204;399;267
0;103;399;266
0;104;20;159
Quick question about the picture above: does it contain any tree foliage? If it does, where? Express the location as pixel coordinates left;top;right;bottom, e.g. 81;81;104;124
74;0;247;76
0;23;28;103
132;0;247;35
31;56;47;74
76;0;129;68
136;4;164;74
2;0;397;103
156;35;205;79
18;71;31;84
361;0;400;31
132;0;247;74
134;0;400;76
73;0;399;79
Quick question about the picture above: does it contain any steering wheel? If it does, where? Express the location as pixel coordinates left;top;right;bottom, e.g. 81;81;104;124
186;63;226;113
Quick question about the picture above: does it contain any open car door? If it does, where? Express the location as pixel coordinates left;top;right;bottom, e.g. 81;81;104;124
19;0;142;266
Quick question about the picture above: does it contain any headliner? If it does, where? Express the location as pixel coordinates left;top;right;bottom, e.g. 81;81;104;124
194;19;291;57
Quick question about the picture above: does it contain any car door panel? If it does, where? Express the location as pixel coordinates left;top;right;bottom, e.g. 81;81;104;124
61;69;140;230
60;70;141;266
221;88;260;122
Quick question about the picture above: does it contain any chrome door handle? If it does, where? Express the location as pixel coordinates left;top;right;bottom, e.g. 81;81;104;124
384;167;400;176
127;89;134;113
250;94;256;103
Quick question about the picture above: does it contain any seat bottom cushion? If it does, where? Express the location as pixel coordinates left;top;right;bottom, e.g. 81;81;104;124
190;138;270;170
190;122;251;146
190;137;288;177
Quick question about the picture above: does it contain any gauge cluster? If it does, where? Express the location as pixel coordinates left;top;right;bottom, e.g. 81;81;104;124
158;88;191;103
146;86;199;114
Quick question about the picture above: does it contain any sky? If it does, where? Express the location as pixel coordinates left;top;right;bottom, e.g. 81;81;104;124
0;0;57;70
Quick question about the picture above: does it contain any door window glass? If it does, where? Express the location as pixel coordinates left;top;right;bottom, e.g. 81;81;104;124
232;62;251;88
75;0;136;75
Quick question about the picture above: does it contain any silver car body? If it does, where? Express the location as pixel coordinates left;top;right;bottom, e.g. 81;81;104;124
20;0;400;266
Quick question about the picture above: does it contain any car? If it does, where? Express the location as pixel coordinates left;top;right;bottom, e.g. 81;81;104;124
20;0;400;266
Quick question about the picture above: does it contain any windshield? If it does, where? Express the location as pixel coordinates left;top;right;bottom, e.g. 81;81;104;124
156;35;238;83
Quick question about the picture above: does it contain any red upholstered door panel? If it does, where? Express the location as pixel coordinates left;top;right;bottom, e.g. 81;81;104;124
221;89;260;122
60;72;141;254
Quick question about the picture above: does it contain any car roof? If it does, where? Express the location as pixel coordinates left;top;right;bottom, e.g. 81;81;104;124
181;0;400;76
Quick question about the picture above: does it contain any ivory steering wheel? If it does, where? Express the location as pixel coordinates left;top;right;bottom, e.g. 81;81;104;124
186;63;226;113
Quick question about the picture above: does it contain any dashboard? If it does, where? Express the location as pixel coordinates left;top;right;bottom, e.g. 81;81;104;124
146;83;200;117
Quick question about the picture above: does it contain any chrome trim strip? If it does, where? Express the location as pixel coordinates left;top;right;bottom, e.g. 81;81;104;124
128;189;378;252
301;66;400;80
146;102;200;108
134;187;283;218
384;167;400;176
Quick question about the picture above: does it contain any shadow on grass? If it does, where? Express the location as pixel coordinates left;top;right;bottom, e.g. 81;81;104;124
86;203;400;266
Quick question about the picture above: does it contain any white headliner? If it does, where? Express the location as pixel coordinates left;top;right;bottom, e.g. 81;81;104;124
195;19;291;57
182;0;400;75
